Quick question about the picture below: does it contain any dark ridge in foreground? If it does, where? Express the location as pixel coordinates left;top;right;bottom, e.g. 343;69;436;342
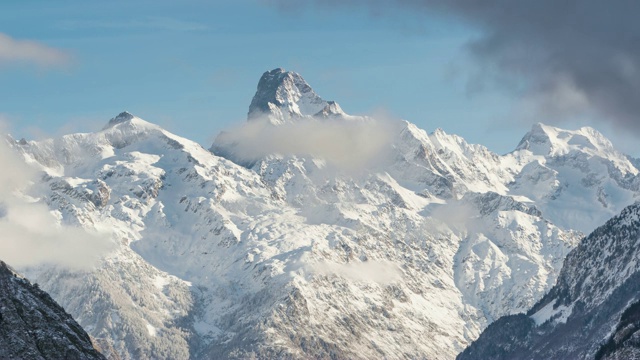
458;203;640;360
0;260;105;360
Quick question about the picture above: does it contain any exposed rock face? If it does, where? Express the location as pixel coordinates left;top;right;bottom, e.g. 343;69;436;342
595;300;640;360
458;203;640;360
247;68;344;123
0;260;105;360
104;111;136;129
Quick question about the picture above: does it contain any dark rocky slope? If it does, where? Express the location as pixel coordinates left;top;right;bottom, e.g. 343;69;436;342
0;260;105;359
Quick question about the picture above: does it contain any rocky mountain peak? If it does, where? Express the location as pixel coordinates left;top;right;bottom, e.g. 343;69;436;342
103;111;137;130
247;68;342;123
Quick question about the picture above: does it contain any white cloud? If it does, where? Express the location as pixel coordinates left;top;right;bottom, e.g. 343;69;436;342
213;117;396;172
0;33;71;68
0;138;114;269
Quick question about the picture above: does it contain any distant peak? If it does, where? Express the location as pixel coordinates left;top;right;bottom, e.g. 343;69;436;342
103;111;137;130
314;101;345;118
516;122;619;158
516;123;558;151
247;68;343;123
116;111;134;120
529;122;546;133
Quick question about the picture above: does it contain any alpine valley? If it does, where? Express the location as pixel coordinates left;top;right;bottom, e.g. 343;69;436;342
7;68;640;359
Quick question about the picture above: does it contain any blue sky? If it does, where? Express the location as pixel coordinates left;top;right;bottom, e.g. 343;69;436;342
0;0;635;155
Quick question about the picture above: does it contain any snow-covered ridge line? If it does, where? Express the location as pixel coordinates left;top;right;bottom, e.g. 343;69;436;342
8;68;640;359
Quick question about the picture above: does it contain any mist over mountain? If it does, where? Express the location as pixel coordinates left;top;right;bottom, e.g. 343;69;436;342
5;68;640;359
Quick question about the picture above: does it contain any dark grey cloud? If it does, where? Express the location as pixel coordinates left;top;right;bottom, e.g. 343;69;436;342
272;0;640;133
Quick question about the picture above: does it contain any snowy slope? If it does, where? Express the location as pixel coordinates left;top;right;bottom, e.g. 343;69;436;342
388;121;513;198
505;123;640;233
18;113;478;358
17;113;277;359
8;69;640;359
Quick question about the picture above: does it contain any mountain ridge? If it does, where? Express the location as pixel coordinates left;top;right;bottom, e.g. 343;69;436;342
8;68;640;359
458;201;640;360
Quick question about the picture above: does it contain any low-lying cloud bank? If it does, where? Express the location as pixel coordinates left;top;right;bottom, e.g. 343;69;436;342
213;116;397;172
0;138;114;269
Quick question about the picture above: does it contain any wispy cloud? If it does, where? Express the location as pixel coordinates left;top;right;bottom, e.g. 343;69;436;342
212;116;396;172
0;33;71;68
0;133;114;269
59;16;208;32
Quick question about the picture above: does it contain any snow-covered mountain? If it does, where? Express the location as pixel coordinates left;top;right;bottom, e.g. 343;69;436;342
506;123;640;233
9;68;640;359
0;260;105;359
458;202;640;360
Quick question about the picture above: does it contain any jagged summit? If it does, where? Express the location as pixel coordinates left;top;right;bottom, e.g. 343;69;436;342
247;68;344;124
103;111;137;130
